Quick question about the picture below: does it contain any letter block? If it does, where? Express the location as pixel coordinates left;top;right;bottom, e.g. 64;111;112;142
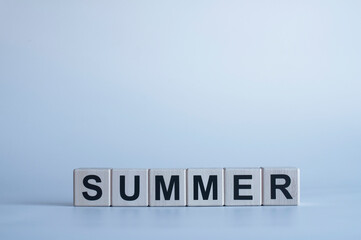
225;168;262;206
112;169;148;206
149;169;186;206
262;168;300;205
187;168;224;206
73;168;111;207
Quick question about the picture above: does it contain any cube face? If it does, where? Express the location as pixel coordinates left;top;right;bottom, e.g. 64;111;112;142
187;169;224;206
112;169;148;206
224;168;262;206
262;168;300;206
73;169;111;206
149;169;186;206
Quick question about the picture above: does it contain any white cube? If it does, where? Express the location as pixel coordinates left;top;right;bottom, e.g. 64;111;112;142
112;169;148;206
225;168;262;206
262;168;300;205
149;169;186;206
187;168;224;206
73;168;111;206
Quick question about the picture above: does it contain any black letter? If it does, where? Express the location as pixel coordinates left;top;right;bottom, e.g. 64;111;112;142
119;175;140;201
82;175;102;201
271;174;292;199
234;175;253;200
193;175;217;200
155;176;179;200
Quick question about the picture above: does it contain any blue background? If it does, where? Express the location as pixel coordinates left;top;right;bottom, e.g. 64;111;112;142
1;0;360;239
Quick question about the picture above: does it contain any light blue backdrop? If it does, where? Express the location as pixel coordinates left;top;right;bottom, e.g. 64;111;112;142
1;0;360;239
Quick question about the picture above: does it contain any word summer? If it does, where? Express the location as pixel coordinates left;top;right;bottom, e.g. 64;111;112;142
73;168;300;207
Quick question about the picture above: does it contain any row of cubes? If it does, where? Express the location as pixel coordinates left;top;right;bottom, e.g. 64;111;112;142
74;168;300;206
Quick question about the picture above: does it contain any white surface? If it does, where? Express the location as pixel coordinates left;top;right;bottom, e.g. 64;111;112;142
263;168;300;205
1;187;360;239
187;168;224;206
149;169;186;206
225;168;262;206
73;169;111;207
112;169;148;206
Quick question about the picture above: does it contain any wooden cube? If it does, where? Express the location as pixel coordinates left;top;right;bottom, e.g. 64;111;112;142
225;168;262;206
73;168;111;206
149;169;186;206
187;168;224;206
112;169;148;206
262;168;300;205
